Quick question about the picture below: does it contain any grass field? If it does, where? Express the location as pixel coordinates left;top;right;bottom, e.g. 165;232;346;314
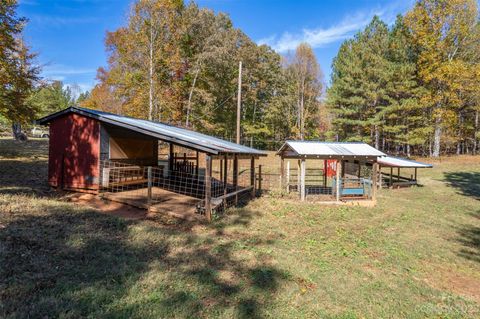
1;138;479;318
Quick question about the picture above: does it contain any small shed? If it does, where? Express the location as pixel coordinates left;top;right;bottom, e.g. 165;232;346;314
277;141;386;202
376;155;432;188
37;106;267;221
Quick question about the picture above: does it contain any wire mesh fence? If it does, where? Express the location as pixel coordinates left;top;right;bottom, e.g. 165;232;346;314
99;159;256;218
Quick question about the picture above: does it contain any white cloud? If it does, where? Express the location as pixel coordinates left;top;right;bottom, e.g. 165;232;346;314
42;64;96;77
258;2;410;53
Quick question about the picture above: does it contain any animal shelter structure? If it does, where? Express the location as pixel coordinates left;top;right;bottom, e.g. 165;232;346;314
376;155;432;188
37;107;267;221
277;141;386;202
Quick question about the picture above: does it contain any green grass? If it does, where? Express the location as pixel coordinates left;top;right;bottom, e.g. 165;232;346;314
1;139;479;318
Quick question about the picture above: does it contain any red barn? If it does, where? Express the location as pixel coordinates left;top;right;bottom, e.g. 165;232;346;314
37;107;266;220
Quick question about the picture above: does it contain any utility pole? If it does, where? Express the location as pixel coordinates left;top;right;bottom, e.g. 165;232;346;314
236;61;242;144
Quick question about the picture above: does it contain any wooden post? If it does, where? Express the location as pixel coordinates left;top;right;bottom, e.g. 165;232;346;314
335;160;341;202
378;165;383;188
250;156;255;197
414;168;417;181
389;167;393;187
323;160;327;187
147;166;152;209
300;158;306;201
286;160;290;192
341;160;345;178
219;159;223;182
280;157;285;189
223;155;228;207
258;164;262;193
195;151;199;177
357;163;361;178
397;167;401;182
233;154;238;204
168;144;174;172
205;155;212;222
297;159;301;193
372;162;379;201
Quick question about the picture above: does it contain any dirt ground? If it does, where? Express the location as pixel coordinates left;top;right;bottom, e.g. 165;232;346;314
65;193;149;220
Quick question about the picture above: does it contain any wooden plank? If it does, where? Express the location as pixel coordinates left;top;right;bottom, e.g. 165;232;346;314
147;166;152;209
280;157;285;189
205;155;212;222
300;159;306;201
250;156;255;197
286;160;290;192
336;160;341;202
372;162;379;200
233;154;238;204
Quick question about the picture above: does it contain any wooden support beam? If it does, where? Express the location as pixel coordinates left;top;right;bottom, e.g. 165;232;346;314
297;159;301;193
205;154;212;222
147;166;152;209
250;156;255;197
258;164;262;193
341;160;345;178
300;159;306;201
286;160;290;192
280;157;285;189
323;160;327;187
219;159;223;182
233;155;238;204
390;167;393;187
168;144;174;172
414;168;417;181
372;162;379;200
195;151;199;176
397;167;401;182
335;160;341;202
223;155;228;207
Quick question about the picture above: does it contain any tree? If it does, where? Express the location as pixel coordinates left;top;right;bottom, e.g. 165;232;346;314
283;43;323;140
0;0;40;139
28;81;74;118
328;16;390;148
405;0;480;157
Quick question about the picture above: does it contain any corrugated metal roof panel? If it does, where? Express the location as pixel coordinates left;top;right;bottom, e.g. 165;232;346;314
378;156;432;168
37;107;267;156
278;141;386;157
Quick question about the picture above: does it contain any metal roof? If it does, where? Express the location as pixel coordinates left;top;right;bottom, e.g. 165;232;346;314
37;107;267;156
378;155;432;168
277;140;386;158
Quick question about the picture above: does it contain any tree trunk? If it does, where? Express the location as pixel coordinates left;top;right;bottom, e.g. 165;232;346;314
433;116;442;157
185;67;199;128
374;125;380;149
12;123;27;141
406;144;411;158
474;110;479;155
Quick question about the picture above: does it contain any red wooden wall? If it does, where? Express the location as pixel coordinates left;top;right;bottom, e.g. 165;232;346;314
48;113;100;191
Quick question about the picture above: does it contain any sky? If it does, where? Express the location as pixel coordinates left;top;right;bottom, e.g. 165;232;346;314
18;0;415;94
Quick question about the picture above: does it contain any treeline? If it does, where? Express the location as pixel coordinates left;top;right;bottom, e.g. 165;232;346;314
82;0;326;149
2;0;480;157
328;0;480;157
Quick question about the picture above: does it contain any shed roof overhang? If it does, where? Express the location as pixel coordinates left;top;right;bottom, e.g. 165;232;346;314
376;155;433;168
37;107;267;156
277;140;386;160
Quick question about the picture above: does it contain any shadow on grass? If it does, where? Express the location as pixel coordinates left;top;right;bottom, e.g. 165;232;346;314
0;160;49;192
0;138;49;159
444;171;480;200
455;211;480;264
0;200;287;318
